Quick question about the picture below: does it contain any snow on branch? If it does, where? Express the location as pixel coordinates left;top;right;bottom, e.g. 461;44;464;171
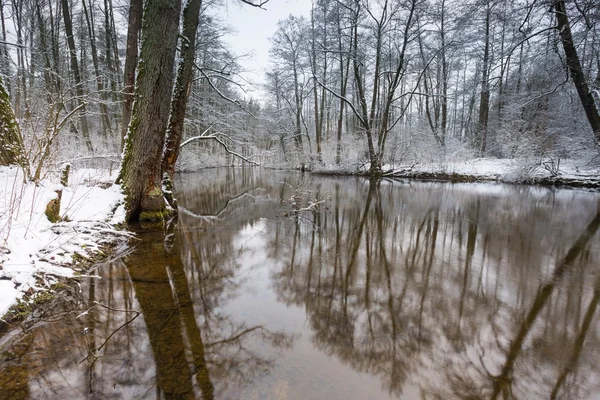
313;76;366;127
238;0;269;9
180;129;259;166
179;124;214;147
195;68;258;120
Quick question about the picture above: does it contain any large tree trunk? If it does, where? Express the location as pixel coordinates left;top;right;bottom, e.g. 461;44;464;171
0;77;26;169
0;0;10;94
121;0;142;148
554;0;600;144
162;0;203;181
120;0;182;222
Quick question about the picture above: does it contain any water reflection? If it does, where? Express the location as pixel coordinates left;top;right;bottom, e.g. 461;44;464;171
1;168;600;399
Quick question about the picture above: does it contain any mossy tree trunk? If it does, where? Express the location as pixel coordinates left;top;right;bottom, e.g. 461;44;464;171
121;0;142;149
161;0;203;182
0;76;27;169
120;0;182;222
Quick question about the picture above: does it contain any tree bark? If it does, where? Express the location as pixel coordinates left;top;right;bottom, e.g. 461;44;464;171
0;76;26;168
120;0;182;222
121;0;143;148
478;5;491;156
554;0;600;144
162;0;203;181
0;0;10;94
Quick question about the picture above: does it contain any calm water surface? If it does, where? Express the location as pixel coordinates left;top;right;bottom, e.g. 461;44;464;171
1;168;600;399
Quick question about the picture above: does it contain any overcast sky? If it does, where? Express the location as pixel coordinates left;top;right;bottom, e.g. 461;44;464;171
219;0;312;102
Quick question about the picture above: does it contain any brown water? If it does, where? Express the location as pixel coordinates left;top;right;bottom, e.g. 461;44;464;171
1;168;600;399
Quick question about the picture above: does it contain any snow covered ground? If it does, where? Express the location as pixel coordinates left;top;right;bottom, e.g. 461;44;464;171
384;157;599;181
0;165;127;320
316;156;600;186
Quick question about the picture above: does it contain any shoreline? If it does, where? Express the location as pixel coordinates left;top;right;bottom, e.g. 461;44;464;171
311;169;600;190
3;160;598;332
0;233;132;336
0;166;128;326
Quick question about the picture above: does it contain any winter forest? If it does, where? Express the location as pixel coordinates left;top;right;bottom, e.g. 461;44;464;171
1;0;599;187
2;0;600;397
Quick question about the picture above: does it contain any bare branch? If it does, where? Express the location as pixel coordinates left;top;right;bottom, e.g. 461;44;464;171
313;76;366;126
0;40;25;48
238;0;269;9
198;69;258;120
179;124;214;147
180;133;259;166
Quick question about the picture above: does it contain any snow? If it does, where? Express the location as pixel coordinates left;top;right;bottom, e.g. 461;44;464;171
370;157;600;183
0;166;126;319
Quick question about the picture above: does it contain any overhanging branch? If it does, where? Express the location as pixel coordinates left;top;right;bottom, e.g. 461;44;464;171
180;133;259;166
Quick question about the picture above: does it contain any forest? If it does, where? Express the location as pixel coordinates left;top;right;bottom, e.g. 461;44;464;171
0;0;598;197
1;0;600;396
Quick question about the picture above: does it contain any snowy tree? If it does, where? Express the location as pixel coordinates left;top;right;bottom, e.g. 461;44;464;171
0;76;25;168
120;0;182;221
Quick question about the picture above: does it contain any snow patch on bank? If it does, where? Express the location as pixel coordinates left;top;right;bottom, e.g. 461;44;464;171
318;157;600;184
0;166;126;319
379;157;599;179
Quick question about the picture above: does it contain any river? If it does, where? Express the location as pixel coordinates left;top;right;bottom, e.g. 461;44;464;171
1;167;599;399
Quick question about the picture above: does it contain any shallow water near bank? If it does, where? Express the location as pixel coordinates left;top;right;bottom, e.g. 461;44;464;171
1;167;600;399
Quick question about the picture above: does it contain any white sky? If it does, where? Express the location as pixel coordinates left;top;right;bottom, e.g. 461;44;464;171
219;0;312;102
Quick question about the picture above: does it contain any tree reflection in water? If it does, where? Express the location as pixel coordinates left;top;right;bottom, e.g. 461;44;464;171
1;168;600;399
264;175;600;399
0;173;292;399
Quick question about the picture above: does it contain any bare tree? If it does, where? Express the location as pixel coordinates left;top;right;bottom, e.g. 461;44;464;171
554;0;600;145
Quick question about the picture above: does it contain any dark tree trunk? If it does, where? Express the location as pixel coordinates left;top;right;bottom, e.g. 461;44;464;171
0;77;26;168
0;0;10;94
121;0;143;148
478;5;491;156
554;0;600;144
440;0;448;146
292;58;303;155
162;0;203;181
35;0;58;98
335;4;350;165
350;5;378;175
120;0;182;222
310;6;323;163
82;0;112;139
61;0;92;152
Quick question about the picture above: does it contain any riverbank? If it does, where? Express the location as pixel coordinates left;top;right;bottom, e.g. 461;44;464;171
312;157;600;190
0;166;130;326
